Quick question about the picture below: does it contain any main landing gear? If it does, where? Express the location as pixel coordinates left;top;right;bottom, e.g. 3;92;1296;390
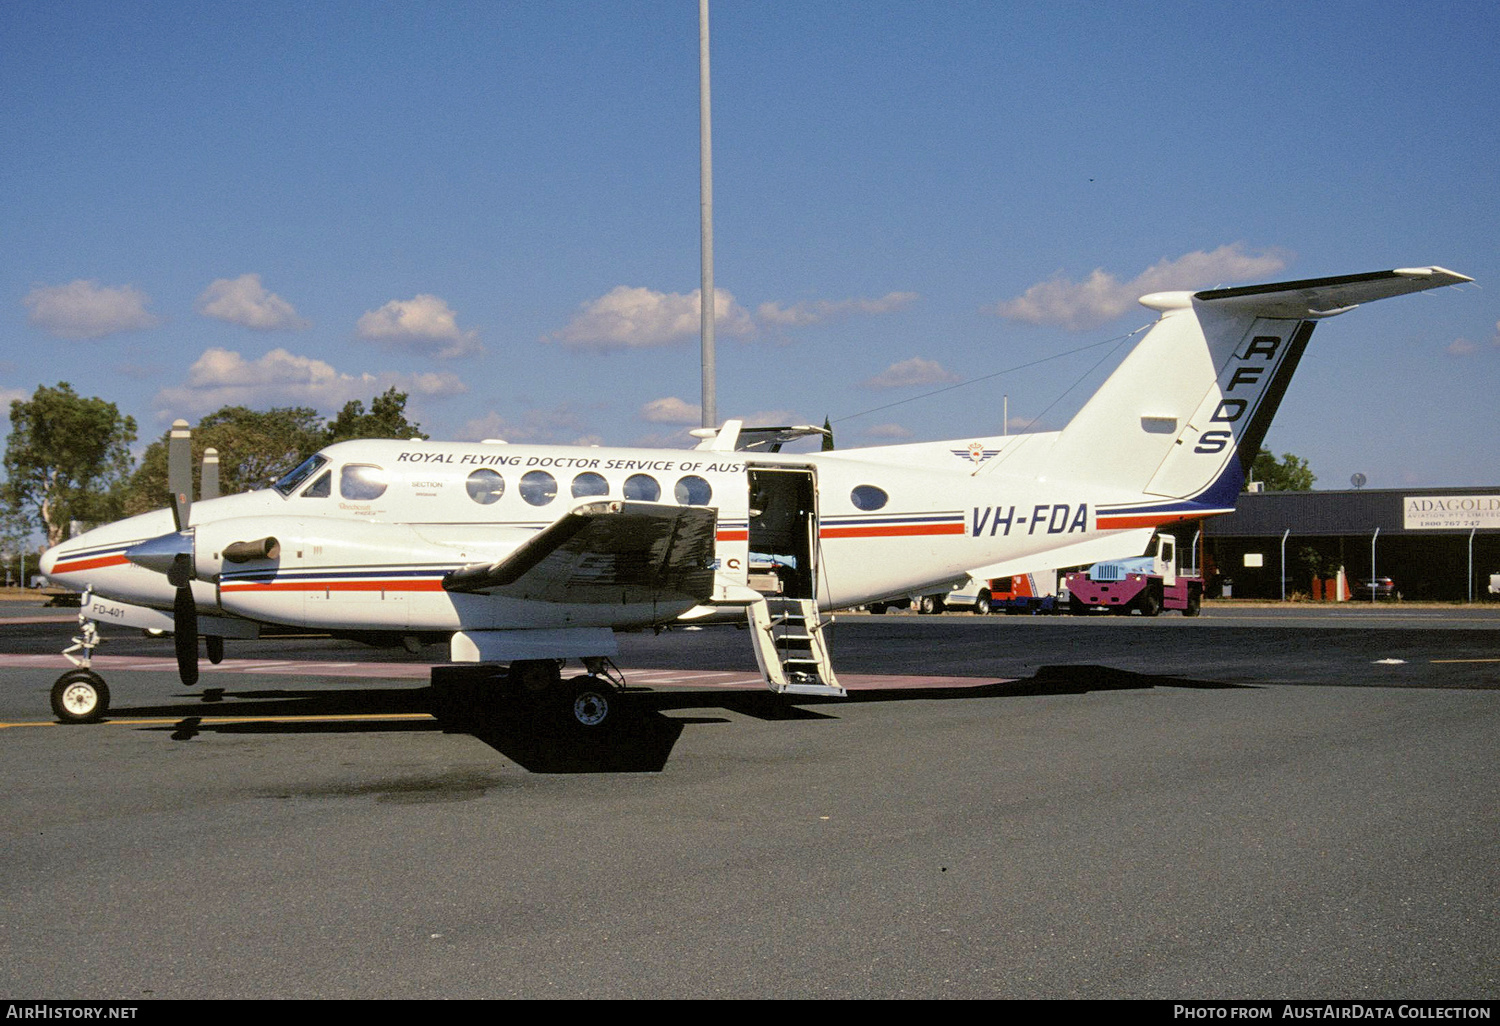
430;657;629;735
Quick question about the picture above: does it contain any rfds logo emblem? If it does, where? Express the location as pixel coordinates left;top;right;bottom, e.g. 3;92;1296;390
952;441;1000;465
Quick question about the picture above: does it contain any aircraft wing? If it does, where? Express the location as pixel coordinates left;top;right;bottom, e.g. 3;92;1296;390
442;500;717;606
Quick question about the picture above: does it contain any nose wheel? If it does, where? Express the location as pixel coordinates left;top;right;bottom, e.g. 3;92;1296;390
51;669;110;724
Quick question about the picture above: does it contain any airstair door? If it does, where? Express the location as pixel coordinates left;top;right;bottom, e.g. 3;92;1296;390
743;466;843;697
746;466;818;600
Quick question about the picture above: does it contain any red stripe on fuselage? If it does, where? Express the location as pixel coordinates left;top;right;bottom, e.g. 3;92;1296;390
1096;510;1230;530
819;523;964;539
52;554;130;574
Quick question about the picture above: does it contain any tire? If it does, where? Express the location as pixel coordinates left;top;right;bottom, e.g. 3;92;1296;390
563;676;615;733
51;669;110;724
1069;597;1092;616
974;592;991;615
868;602;887;615
1183;586;1202;617
1136;586;1162;617
918;595;943;615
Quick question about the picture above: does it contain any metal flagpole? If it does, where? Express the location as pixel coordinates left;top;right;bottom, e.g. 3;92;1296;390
699;0;716;430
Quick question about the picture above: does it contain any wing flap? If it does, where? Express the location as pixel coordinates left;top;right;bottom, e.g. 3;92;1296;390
442;500;718;605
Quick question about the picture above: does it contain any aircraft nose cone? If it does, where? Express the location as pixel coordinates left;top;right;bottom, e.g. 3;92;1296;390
38;544;58;579
124;531;193;579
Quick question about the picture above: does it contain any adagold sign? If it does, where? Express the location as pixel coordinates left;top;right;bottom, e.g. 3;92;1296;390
1403;495;1500;530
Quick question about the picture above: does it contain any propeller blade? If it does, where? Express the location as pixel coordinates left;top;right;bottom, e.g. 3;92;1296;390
201;447;220;501
205;635;224;665
168;419;193;531
173;583;199;686
166;551;193;589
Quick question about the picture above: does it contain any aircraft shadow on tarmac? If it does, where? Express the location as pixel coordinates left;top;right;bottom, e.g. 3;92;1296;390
116;664;1249;774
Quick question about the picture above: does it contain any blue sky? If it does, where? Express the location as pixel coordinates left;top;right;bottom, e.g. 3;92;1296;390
3;0;1495;488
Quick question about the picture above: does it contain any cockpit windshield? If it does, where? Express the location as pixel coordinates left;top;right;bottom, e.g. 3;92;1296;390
272;454;329;497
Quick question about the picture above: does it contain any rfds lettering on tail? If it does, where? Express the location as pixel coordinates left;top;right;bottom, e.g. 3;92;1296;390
40;267;1470;730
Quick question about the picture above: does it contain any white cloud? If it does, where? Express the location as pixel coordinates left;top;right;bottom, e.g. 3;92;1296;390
456;407;602;447
24;280;161;339
757;291;919;327
640;396;702;424
356;294;481;359
862;356;961;389
548;286;754;350
863;422;913;440
196;273;308;330
734;408;800;426
1445;338;1479;358
989;244;1291;331
153;347;466;416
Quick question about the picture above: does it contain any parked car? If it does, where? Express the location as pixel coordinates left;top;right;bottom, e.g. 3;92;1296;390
1351;577;1398;600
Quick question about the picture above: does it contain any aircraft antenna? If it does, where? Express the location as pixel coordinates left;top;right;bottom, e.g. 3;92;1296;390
832;324;1148;426
699;0;716;429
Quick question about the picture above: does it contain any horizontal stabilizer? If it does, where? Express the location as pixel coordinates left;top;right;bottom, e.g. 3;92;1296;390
1025;265;1470;521
1186;266;1472;319
443;500;717;606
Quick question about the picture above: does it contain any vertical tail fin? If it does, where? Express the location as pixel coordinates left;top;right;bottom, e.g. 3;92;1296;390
1031;267;1469;526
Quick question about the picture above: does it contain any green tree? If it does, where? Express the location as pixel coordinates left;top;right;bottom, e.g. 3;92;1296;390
123;405;324;515
2;383;138;547
324;387;426;444
1248;449;1315;491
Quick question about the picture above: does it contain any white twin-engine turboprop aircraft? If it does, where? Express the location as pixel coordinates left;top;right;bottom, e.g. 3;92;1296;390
41;267;1470;728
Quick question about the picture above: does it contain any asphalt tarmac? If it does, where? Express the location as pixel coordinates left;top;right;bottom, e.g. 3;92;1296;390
0;602;1495;999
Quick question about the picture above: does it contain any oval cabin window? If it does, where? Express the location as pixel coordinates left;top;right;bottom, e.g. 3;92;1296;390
674;475;712;505
466;468;505;505
623;474;661;502
571;472;609;498
520;470;559;506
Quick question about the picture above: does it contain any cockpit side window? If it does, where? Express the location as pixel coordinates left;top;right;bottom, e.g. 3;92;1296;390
301;470;332;498
340;463;388;501
273;454;328;497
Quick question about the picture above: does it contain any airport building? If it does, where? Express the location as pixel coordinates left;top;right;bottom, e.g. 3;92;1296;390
1201;487;1500;601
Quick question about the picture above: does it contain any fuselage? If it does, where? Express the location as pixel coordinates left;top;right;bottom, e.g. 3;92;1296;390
41;435;1168;634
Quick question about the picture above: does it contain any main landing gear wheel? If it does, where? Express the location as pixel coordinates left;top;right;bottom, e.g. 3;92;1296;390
51;669;110;724
563;676;616;733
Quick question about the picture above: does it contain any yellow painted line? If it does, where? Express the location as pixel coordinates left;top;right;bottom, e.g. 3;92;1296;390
1430;658;1500;664
2;712;437;729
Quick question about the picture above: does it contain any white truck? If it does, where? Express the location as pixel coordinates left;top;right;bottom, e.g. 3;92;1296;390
889;570;1062;616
